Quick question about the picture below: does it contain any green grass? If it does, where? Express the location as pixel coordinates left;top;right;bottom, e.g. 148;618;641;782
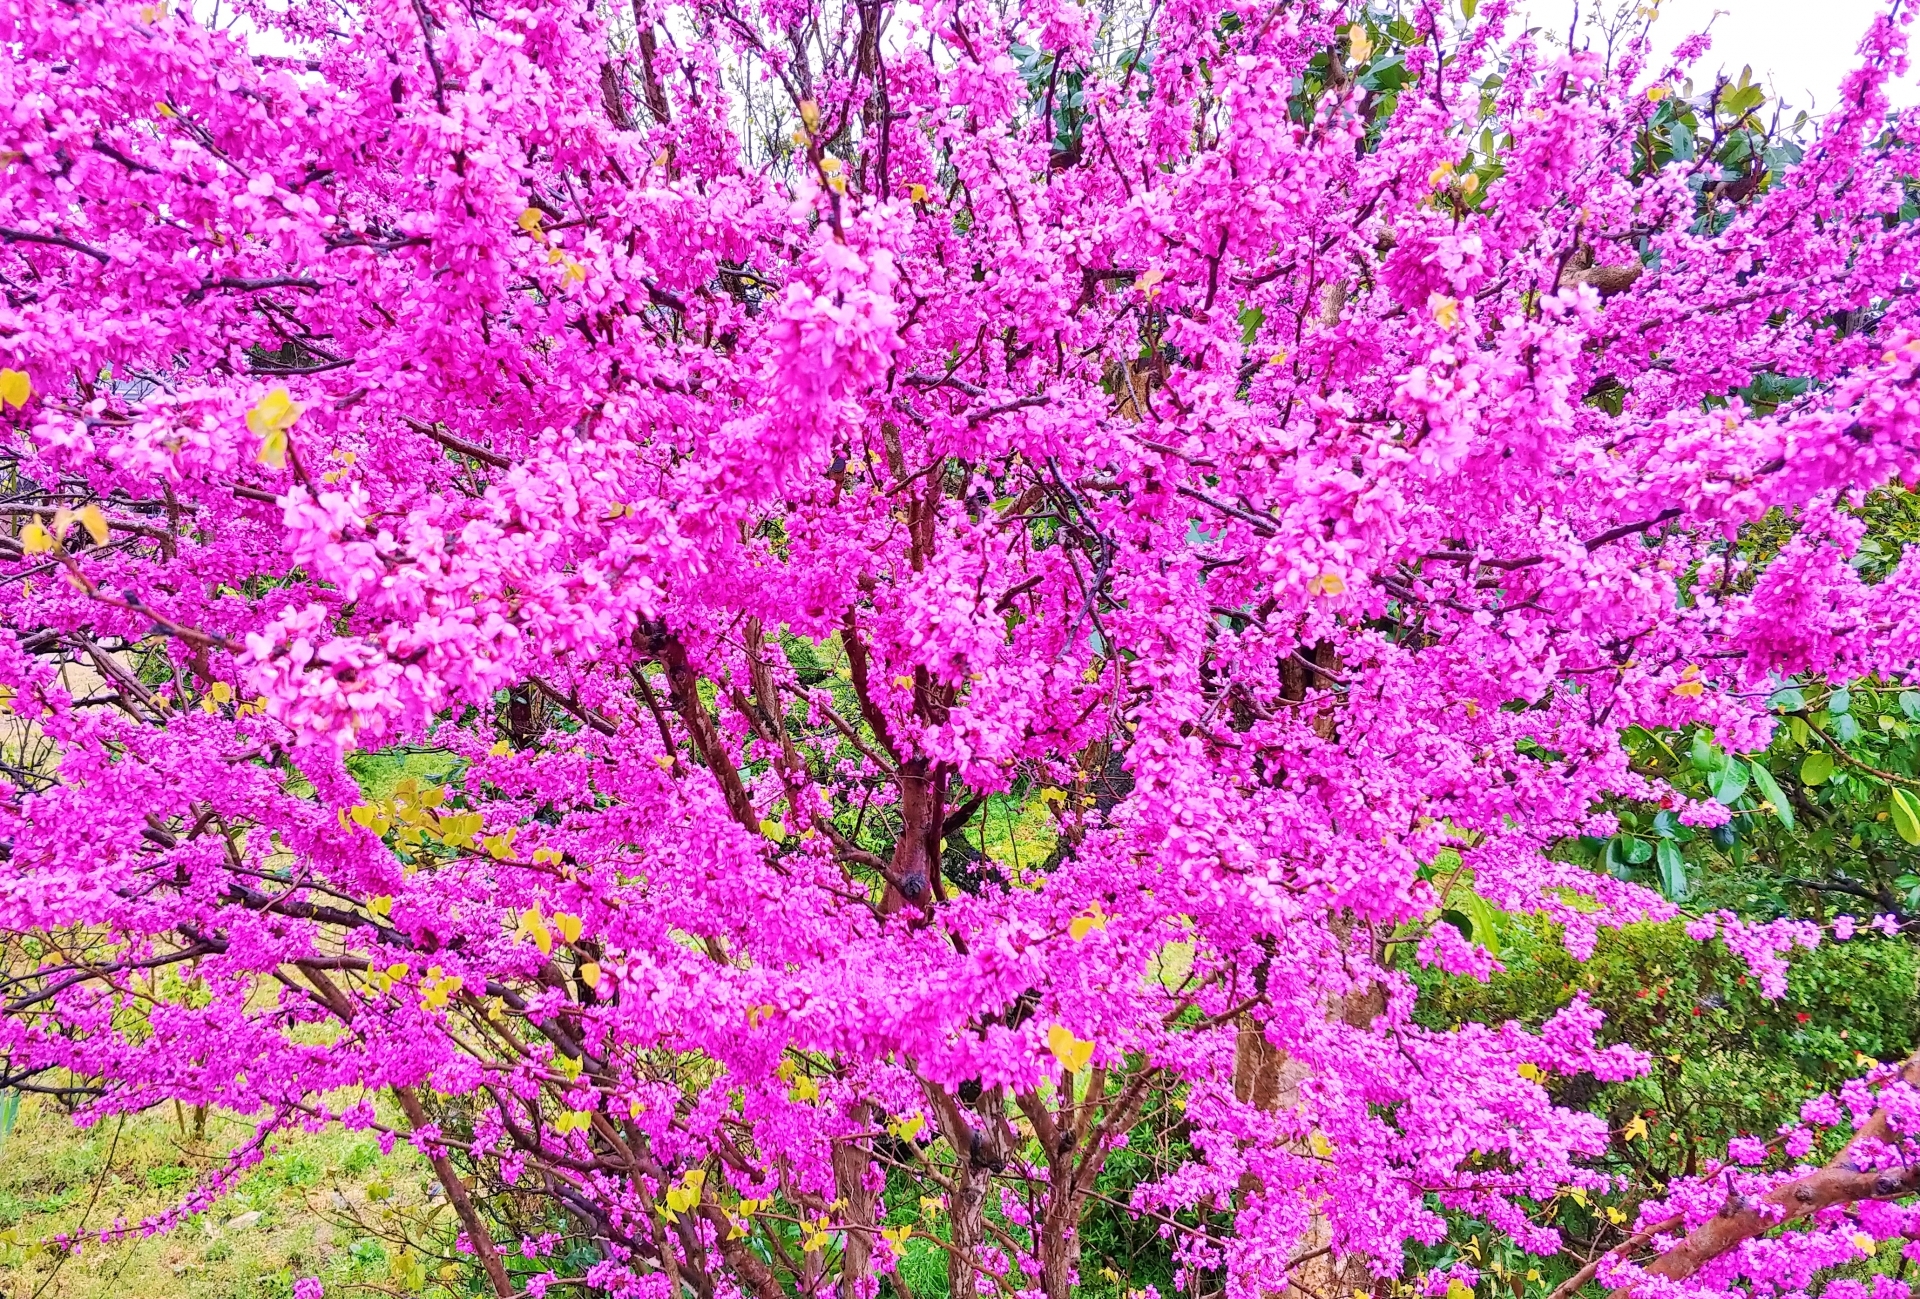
0;1095;447;1299
962;792;1059;876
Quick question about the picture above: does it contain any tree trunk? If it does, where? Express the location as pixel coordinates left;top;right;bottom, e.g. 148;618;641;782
394;1086;514;1299
834;1102;878;1299
1234;922;1383;1299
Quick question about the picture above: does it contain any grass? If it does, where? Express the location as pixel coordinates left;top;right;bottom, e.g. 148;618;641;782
0;1094;448;1299
963;792;1060;876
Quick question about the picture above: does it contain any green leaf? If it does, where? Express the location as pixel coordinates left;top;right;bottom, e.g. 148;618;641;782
1747;760;1794;831
1461;0;1477;17
1655;840;1688;900
1620;835;1653;865
1457;890;1505;955
1830;688;1852;715
1892;788;1920;847
1708;761;1750;806
1689;732;1723;772
1801;750;1835;786
1766;687;1805;712
1238;305;1266;346
1900;690;1920;722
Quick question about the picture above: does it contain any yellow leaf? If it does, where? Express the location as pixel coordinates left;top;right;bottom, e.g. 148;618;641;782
1605;1206;1626;1225
256;425;288;471
1432;296;1460;329
386;963;409;981
799;99;821;132
580;962;602;989
77;504;108;545
210;681;232;704
760;818;788;844
422;974;461;1009
1855;1232;1878;1256
19;522;52;554
888;1114;926;1142
247;388;300;437
1046;1024;1094;1073
1309;571;1347;597
1622;1116;1648;1142
1446;1281;1472;1299
0;369;29;409
440;811;482;847
893;675;914;689
519;909;554;955
1348;26;1373;63
1648;85;1668;101
1038;787;1067;804
483;827;519;859
368;895;393;918
790;1074;820;1102
909;183;928;202
1673;680;1705;698
1308;1131;1333;1158
1517;1062;1541;1081
1569;1188;1588;1208
490;739;512;756
655;752;675;768
1137;267;1165;291
517;207;546;237
1070;903;1109;941
551;912;583;944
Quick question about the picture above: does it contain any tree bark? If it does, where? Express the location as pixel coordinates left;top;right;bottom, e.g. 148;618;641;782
395;1086;515;1299
1234;921;1383;1299
1605;1050;1920;1298
834;1102;879;1299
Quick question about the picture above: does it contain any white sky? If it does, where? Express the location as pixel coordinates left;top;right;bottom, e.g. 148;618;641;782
212;0;1916;112
1521;0;1919;110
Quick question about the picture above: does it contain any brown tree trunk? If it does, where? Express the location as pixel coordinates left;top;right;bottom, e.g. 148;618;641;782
1037;1169;1079;1299
1233;922;1382;1299
395;1086;514;1299
927;1081;1001;1299
884;760;942;912
834;1102;878;1299
631;4;671;124
291;962;513;1298
1596;1050;1920;1299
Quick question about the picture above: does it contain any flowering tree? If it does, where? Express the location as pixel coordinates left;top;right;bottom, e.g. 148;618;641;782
2;0;1919;1295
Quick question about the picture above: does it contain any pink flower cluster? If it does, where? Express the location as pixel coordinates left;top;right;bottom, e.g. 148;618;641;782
0;0;1916;1296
